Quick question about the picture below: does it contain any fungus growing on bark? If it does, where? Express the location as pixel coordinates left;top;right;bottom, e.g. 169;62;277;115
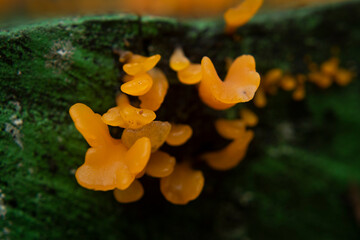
199;55;260;110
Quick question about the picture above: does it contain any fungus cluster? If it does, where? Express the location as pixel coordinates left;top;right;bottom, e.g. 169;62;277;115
254;57;354;108
70;49;260;204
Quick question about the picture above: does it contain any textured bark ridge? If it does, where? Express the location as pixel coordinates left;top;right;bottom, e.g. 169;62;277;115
1;1;360;239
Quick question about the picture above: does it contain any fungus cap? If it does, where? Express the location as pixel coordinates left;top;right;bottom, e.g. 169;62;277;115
113;180;144;203
166;124;193;146
160;162;204;205
215;119;246;140
121;73;153;96
123;54;161;76
199;55;260;110
139;68;169;111
146;151;176;178
177;64;202;85
170;47;190;71
102;94;156;129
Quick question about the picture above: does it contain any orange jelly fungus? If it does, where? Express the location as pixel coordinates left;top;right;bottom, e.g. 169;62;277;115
292;74;306;101
240;108;259;127
146;151;176;178
224;0;263;34
166;124;193;146
263;68;283;95
253;87;267;108
123;54;161;76
170;47;190;71
177;64;203;85
280;75;297;91
122;121;172;152
160;162;204;205
102;94;156;129
69;103;151;191
170;47;202;85
215;119;246;140
203;130;254;170
139;68;169;111
113;180;144;203
120;73;153;96
199;55;260;110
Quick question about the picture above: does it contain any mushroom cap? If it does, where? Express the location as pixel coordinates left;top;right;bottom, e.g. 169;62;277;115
123;54;161;76
166;124;193;146
199;55;260;110
160;162;204;205
170;47;190;72
146;151;176;178
102;94;156;129
121;73;154;96
113;180;144;203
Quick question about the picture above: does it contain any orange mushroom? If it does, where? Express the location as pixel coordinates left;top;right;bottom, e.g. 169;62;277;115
160;162;204;205
102;94;156;129
146;151;176;178
280;75;297;91
177;64;202;85
170;47;190;71
239;108;258;127
139;68;169;111
334;68;353;86
113;180;144;203
224;0;263;34
253;87;267;108
122;121;172;152
198;55;260;110
120;73;153;96
292;75;307;101
69;103;151;191
263;68;283;95
215;119;246;140
123;54;161;76
202;130;254;170
166;124;193;146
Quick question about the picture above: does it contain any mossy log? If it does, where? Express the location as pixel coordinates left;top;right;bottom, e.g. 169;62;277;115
1;1;360;239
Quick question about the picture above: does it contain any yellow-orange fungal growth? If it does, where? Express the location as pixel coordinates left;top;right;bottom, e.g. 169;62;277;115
113;180;144;203
308;72;332;89
224;0;263;34
122;121;172;152
199;55;260;110
253;87;267;108
160;162;204;205
102;94;156;129
263;68;283;95
120;73;153;96
139;68;169;111
335;68;354;86
321;57;339;76
146;151;176;178
203;130;254;170
166;124;193;146
215;119;246;140
239;108;258;127
123;54;161;76
280;75;297;91
177;64;203;85
170;47;190;71
69;103;151;191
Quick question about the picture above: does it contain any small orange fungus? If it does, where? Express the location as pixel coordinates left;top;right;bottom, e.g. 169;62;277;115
215;119;246;140
263;68;283;95
253;87;267;108
199;55;260;110
160;162;204;205
146;151;176;178
308;72;332;89
139;68;169;111
292;75;306;101
69;103;151;191
122;121;172;152
335;68;354;86
166;124;193;146
203;130;254;170
123;54;161;76
170;47;190;71
224;0;263;34
321;57;339;76
177;64;202;85
102;94;156;129
113;180;144;203
120;73;153;96
240;108;258;127
280;75;297;91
